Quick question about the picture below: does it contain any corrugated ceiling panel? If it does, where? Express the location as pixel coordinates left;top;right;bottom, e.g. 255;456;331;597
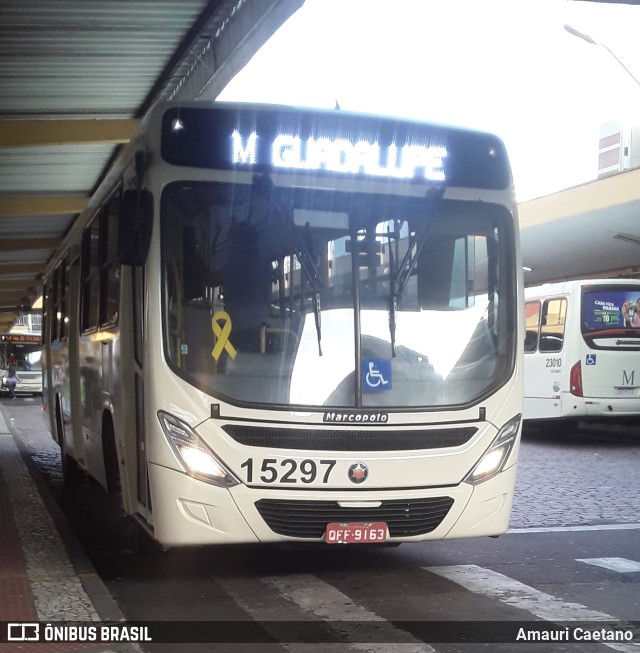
0;215;74;238
0;0;211;117
0;249;57;265
0;0;301;319
0;145;115;193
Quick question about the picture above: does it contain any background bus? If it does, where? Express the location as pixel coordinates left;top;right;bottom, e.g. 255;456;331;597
42;102;523;547
524;278;640;428
1;312;43;396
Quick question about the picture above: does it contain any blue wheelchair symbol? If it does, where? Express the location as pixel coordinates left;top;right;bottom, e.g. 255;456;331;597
586;354;597;366
362;358;392;392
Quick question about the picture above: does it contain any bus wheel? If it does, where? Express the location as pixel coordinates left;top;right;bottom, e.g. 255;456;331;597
126;517;161;555
102;414;121;497
56;402;83;488
61;445;84;488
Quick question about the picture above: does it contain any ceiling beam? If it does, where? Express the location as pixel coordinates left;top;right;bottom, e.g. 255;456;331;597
0;196;87;217
0;119;139;147
0;290;32;300
0;263;42;276
0;285;37;293
0;238;59;252
519;166;640;228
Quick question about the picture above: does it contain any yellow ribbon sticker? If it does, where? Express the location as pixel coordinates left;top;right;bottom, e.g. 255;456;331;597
211;311;237;361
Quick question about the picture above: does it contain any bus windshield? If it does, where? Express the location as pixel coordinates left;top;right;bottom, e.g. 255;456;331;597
162;178;515;409
582;286;640;338
0;341;42;371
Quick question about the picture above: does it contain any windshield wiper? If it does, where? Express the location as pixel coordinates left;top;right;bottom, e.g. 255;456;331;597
387;222;399;357
251;174;323;355
388;187;445;357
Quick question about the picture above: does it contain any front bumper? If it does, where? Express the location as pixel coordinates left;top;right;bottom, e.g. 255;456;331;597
148;462;517;547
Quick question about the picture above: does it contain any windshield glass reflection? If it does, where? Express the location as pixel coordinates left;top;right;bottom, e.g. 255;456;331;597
161;178;514;409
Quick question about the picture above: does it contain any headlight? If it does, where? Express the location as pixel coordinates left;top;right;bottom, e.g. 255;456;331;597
157;411;240;487
464;414;521;485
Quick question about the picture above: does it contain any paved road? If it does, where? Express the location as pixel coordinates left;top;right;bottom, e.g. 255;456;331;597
513;421;640;529
4;399;640;652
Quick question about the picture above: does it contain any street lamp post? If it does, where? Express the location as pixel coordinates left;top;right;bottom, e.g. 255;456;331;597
564;24;640;249
563;24;640;88
564;23;640;176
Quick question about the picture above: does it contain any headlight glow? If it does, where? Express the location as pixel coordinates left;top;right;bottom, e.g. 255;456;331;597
471;447;506;478
464;414;521;485
179;446;228;478
157;411;240;487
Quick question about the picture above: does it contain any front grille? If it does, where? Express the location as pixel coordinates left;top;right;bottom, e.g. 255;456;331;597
255;497;455;539
223;425;476;451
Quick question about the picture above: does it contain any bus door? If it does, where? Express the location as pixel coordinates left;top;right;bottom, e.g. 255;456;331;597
65;257;85;465
132;266;151;522
524;297;567;419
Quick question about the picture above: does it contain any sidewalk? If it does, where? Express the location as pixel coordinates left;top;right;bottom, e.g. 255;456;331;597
0;405;138;652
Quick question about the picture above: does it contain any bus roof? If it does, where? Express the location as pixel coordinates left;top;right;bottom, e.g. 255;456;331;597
525;278;640;299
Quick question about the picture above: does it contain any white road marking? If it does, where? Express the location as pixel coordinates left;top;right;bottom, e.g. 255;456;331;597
424;564;639;653
577;557;640;573
263;574;385;621
424;564;610;621
508;523;640;534
261;574;435;653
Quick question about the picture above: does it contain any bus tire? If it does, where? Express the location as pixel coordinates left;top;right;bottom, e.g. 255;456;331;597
102;413;121;497
127;517;161;555
56;400;83;488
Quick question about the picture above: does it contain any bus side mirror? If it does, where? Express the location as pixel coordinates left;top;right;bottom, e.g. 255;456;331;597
118;189;153;266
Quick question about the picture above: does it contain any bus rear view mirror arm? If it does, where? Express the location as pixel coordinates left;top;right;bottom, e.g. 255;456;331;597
118;188;153;266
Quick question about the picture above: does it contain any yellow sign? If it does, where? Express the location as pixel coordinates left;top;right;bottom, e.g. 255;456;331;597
211;311;237;361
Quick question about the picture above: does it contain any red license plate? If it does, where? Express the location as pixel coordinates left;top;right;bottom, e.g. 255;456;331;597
324;522;388;544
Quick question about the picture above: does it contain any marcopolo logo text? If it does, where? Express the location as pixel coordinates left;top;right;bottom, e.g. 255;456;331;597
323;411;388;423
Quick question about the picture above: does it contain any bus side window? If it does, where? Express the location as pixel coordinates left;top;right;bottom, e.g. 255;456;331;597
524;300;540;352
539;297;567;353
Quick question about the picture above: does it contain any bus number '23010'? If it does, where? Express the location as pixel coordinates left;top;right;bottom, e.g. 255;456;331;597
241;458;337;484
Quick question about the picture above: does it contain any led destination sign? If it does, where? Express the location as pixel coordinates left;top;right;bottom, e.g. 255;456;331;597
231;130;447;181
161;105;511;190
0;334;42;344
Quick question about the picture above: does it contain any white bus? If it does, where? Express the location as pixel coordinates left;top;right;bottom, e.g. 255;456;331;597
42;102;523;547
523;278;640;428
0;333;43;396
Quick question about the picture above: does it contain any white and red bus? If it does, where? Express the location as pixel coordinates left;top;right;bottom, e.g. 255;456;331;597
1;332;42;396
524;278;640;428
42;102;523;547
